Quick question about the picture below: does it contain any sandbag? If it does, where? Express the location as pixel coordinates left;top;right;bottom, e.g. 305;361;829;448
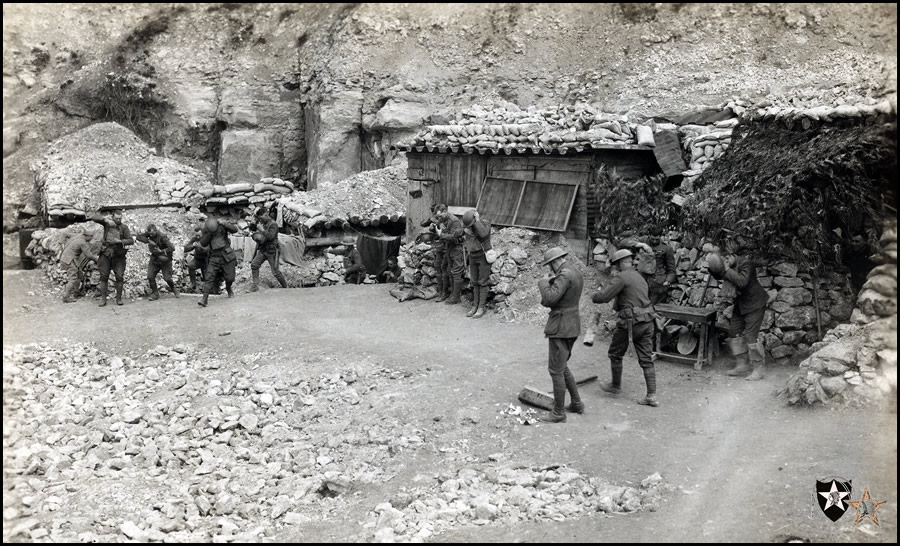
636;125;656;147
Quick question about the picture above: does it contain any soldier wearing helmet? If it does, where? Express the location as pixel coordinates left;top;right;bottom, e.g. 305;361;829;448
435;206;465;305
537;246;585;423
198;215;238;307
59;225;99;303
421;204;450;301
712;239;769;381
249;207;288;292
88;209;134;307
461;209;492;318
183;223;210;292
136;223;179;301
592;247;660;407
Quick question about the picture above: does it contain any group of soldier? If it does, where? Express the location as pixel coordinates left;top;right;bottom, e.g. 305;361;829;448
420;204;494;319
60;207;289;308
536;232;769;423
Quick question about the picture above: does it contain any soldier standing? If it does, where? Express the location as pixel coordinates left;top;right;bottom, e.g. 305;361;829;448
250;208;288;291
421;204;449;302
136;223;179;300
198;217;237;307
88;209;134;307
537;247;585;423
59;225;99;303
461;209;492;318
437;207;465;304
648;227;677;304
592;249;660;407
183;224;209;293
709;240;769;380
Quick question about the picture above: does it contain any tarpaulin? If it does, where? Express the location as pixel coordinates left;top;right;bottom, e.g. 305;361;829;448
356;233;401;276
230;234;306;265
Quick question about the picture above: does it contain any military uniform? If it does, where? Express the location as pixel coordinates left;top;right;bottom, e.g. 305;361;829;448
343;246;367;284
183;232;209;292
463;219;492;318
593;268;658;405
713;254;769;380
439;213;465;304
198;220;238;307
421;214;448;300
89;212;134;306
136;228;179;300
250;215;287;290
60;234;98;303
539;258;584;421
649;242;677;304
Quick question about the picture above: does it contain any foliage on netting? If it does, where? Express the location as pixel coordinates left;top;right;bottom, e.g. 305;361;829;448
593;166;673;239
681;119;897;271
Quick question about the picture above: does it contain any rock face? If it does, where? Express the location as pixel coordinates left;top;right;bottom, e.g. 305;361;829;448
306;91;365;188
218;130;284;186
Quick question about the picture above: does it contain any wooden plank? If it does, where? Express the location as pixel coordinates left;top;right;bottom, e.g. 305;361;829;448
653;130;688;178
654;304;717;322
477;178;524;226
513;181;579;232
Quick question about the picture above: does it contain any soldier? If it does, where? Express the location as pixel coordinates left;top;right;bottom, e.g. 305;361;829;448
197;216;237;307
88;209;134;307
136;223;179;300
421;204;449;302
183;224;209;293
461;209;492;318
249;208;288;292
59;225;99;303
647;227;677;304
437;207;465;304
592;248;659;407
376;256;401;284
343;240;367;284
709;240;769;380
538;247;585;423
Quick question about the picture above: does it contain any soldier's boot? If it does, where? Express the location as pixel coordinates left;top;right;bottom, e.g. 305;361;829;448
638;366;659;407
466;286;480;317
564;370;584;413
99;280;109;307
249;269;260;292
62;280;77;303
583;328;596;346
275;272;288;289
727;353;752;376
188;269;198;292
472;288;488;318
167;280;180;298
600;361;623;394
148;278;160;301
435;276;448;302
745;344;766;381
541;375;567;423
226;282;235;298
444;277;461;304
115;282;124;306
198;292;209;307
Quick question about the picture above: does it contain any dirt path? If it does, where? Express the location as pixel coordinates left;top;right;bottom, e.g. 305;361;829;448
3;270;897;542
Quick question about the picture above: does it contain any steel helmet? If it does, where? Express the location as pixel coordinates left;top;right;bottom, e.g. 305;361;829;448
204;218;219;233
252;232;266;243
541;247;568;266
610;248;634;263
462;209;477;227
707;252;725;275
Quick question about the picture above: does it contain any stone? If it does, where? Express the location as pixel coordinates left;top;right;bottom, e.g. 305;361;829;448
775;307;817;329
218;129;283;188
259;393;274;408
307;90;364;188
819;376;848;395
782;331;806;345
508;247;529;265
770;262;800;277
120;521;147;541
824;360;849;375
775;287;813;305
774;276;805;288
857;289;897;317
369;99;432;131
770;345;794;359
862;274;898;298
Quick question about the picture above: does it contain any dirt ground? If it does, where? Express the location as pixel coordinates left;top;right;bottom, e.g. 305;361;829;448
2;269;897;542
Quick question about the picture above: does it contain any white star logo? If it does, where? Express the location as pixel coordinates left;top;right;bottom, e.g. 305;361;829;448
819;481;849;510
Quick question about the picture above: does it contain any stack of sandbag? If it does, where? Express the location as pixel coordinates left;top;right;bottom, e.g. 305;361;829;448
679;119;737;173
724;96;896;126
401;103;651;154
200;177;294;207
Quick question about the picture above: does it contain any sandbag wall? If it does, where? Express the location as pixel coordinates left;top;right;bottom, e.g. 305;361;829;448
200;178;295;207
678;119;737;175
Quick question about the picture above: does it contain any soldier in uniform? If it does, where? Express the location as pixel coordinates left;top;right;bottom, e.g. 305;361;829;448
343;240;367;284
437;207;465;304
592;248;660;407
198;216;237;307
647;227;677;304
250;208;288;291
183;224;209;293
88;209;134;307
461;209;492;318
538;247;585;423
421;204;449;302
59;225;99;303
136;223;179;301
709;240;769;380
